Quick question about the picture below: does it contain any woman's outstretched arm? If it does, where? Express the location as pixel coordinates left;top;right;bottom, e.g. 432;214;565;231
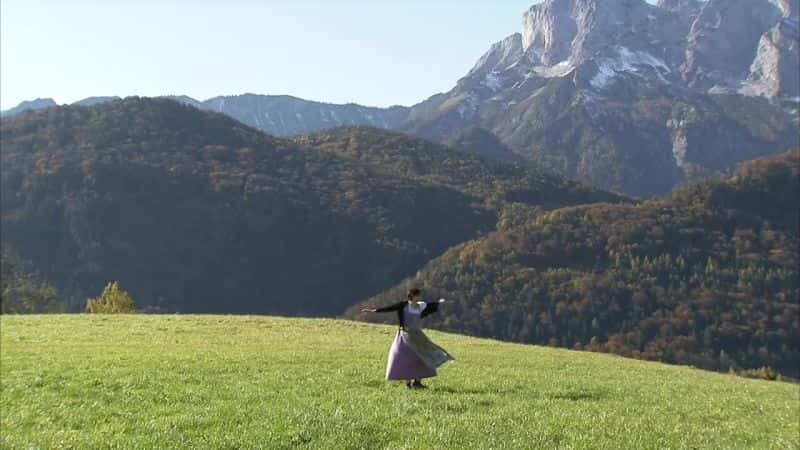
362;301;406;313
421;299;446;318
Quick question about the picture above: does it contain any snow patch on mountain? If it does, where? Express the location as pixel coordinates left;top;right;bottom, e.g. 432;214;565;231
482;71;503;91
590;46;671;89
456;94;480;119
532;60;575;78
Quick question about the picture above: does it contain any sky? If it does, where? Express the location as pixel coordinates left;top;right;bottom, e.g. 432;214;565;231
1;0;542;110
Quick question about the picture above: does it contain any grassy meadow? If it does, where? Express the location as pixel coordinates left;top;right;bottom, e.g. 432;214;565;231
1;315;798;449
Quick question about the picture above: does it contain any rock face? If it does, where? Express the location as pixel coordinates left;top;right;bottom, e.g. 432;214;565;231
458;0;799;103
162;94;408;136
657;0;704;21
403;0;799;197
199;94;409;136
522;0;685;68
743;7;800;100
683;0;795;96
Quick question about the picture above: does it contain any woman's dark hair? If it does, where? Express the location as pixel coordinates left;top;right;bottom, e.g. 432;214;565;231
407;288;422;300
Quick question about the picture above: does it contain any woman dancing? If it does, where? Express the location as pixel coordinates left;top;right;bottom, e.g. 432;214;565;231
362;288;454;389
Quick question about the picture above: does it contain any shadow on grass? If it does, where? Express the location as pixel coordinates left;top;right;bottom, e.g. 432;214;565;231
435;385;613;402
363;379;388;389
549;388;612;402
428;386;524;395
361;380;517;395
363;381;613;402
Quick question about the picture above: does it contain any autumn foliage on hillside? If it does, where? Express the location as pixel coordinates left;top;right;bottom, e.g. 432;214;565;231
0;98;618;315
354;149;800;376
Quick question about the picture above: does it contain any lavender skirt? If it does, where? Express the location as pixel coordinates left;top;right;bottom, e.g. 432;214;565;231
385;329;454;381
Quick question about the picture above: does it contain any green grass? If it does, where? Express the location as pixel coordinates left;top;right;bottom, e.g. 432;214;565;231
1;315;798;449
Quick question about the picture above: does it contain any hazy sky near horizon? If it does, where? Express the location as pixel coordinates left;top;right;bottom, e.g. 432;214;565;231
1;0;545;110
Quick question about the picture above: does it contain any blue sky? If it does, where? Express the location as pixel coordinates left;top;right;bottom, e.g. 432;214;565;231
1;0;541;109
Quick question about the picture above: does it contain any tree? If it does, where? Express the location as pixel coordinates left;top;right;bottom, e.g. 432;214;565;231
0;250;61;314
85;282;136;314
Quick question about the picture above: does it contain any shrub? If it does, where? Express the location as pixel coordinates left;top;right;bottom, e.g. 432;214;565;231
734;366;783;382
85;282;136;314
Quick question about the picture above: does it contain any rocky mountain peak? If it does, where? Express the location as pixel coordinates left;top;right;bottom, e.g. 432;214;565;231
681;0;797;99
405;0;798;197
521;0;679;65
520;0;579;63
462;0;686;98
472;0;798;103
467;33;523;77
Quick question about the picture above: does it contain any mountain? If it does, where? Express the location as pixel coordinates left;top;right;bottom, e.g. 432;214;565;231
3;94;409;138
403;0;799;198
0;98;57;117
159;94;408;135
3;96;123;113
293;126;622;209
200;94;409;136
72;96;122;107
5;1;796;198
439;125;525;163
685;0;799;101
351;149;800;377
0;98;620;315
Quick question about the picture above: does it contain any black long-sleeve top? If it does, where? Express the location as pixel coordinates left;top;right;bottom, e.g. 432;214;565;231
374;301;440;330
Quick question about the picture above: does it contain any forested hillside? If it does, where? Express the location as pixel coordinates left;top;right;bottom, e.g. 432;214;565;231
352;149;800;376
0;250;60;314
0;98;619;314
295;126;622;208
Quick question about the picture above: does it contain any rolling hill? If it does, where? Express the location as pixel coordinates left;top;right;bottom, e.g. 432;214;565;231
0;98;620;315
294;126;622;209
353;149;800;376
1;94;409;137
1;315;797;449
